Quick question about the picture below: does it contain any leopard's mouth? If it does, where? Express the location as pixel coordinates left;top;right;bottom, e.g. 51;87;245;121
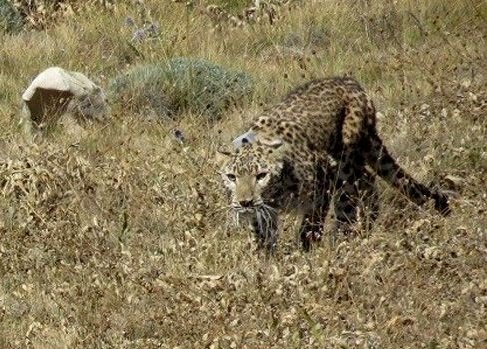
238;209;254;215
231;205;258;214
231;198;267;213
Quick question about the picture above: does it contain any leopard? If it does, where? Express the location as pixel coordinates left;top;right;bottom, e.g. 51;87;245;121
218;76;450;252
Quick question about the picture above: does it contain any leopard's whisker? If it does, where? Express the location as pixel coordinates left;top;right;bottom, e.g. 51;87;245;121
262;203;277;213
259;208;270;233
260;205;277;238
256;208;266;233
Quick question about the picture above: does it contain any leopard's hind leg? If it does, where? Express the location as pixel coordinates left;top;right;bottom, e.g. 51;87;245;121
342;91;449;215
355;167;380;232
333;155;380;238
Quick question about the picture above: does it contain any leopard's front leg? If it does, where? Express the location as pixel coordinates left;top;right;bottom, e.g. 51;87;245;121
298;163;334;251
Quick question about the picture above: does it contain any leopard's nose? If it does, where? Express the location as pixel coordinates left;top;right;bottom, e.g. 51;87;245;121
239;199;254;208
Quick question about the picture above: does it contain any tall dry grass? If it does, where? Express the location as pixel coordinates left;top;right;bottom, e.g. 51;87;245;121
0;0;486;348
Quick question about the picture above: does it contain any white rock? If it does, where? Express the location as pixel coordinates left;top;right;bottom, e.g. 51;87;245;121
21;67;110;138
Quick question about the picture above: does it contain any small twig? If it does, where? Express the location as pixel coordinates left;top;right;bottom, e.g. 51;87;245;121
407;11;428;38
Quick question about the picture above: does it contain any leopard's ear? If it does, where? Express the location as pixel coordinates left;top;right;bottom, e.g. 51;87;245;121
214;144;234;169
256;136;287;163
216;144;234;156
256;136;283;149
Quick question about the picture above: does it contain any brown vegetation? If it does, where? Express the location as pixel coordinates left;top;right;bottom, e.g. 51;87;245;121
0;0;485;348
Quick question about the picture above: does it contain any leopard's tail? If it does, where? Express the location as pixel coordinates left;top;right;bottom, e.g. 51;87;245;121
365;130;450;215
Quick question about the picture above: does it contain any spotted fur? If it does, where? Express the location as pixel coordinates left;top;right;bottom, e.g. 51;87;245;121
219;76;450;251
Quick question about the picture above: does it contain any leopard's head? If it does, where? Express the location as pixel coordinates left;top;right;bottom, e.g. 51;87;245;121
218;137;286;214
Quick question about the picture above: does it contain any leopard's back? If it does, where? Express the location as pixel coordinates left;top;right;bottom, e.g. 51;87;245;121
249;76;376;166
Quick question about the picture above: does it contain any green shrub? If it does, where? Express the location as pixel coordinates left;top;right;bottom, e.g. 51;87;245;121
109;57;253;120
0;0;23;33
109;64;173;119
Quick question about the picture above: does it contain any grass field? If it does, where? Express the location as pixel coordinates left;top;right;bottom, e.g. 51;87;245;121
0;0;486;348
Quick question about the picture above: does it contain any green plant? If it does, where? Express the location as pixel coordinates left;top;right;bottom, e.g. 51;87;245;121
109;57;254;120
109;64;174;118
0;0;23;33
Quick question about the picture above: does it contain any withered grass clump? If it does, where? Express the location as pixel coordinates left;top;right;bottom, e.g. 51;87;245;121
0;0;486;348
7;0;114;29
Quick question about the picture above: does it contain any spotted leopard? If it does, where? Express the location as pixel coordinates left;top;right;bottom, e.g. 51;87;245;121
219;76;450;251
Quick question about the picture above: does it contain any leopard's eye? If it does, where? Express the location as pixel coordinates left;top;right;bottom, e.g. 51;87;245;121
226;174;236;182
256;172;268;181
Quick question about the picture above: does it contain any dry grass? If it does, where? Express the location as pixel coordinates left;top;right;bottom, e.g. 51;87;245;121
0;0;486;348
